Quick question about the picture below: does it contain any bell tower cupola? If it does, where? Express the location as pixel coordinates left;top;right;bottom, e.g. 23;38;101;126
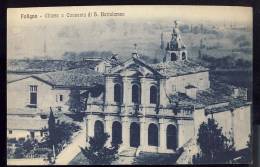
163;21;188;62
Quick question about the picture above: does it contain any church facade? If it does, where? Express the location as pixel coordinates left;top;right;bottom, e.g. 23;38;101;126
85;23;251;154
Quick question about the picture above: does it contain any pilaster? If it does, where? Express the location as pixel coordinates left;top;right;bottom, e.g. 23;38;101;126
121;117;130;148
86;115;94;140
158;118;167;153
104;116;113;147
139;117;147;150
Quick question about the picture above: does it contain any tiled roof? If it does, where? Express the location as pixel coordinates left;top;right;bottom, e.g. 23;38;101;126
31;67;104;88
7;116;48;130
7;74;31;83
150;60;209;77
8;67;105;88
169;87;248;110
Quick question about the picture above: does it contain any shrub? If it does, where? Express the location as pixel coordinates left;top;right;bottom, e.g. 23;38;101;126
8;138;17;144
81;133;119;165
193;118;236;164
13;147;26;159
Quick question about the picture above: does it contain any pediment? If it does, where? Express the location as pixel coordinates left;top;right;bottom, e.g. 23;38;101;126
110;58;160;77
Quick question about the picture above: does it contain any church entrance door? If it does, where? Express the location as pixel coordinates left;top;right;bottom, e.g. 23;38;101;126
166;124;177;150
130;122;140;148
112;121;122;145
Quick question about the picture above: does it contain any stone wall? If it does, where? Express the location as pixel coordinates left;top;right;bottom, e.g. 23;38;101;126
193;105;251;150
166;71;210;95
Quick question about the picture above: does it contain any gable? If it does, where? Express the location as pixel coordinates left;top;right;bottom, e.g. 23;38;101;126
8;76;53;88
110;57;162;77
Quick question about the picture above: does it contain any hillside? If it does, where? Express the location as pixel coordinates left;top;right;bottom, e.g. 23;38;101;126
8;19;252;63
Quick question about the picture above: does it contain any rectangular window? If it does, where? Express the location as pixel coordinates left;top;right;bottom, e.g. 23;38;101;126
30;92;37;105
29;85;37;106
30;131;35;139
60;95;63;102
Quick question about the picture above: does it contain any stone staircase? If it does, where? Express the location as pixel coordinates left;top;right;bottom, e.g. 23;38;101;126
119;147;138;157
176;138;198;164
112;147;138;165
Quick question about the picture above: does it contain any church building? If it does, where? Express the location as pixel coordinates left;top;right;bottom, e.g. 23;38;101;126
85;22;251;154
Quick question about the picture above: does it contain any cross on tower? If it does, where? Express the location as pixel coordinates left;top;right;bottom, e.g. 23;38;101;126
132;43;139;58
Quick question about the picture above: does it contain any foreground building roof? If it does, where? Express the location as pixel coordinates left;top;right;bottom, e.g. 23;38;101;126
8;67;105;88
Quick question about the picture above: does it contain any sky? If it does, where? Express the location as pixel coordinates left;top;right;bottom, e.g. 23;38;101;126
7;6;253;59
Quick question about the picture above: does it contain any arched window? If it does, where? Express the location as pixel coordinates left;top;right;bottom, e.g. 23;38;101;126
171;53;177;61
182;52;186;60
114;84;122;103
112;121;122;145
148;123;158;146
150;86;157;104
132;84;140;104
94;120;104;138
166;124;177;150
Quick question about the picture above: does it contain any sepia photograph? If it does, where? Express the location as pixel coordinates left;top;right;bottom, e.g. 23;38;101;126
6;5;252;165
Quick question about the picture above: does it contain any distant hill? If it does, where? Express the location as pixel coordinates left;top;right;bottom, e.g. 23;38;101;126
8;19;252;62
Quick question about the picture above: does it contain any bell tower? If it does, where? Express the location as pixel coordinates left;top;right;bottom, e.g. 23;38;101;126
163;21;188;62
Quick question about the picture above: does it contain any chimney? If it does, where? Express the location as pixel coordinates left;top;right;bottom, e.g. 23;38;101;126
185;85;197;99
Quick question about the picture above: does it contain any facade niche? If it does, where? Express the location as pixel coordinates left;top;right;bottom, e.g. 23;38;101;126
114;84;122;103
132;84;141;104
150;85;158;104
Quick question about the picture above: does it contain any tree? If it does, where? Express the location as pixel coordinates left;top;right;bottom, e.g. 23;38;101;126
68;89;82;113
48;109;56;147
193;118;236;164
80;133;119;165
47;109;57;163
66;89;89;121
13;147;26;158
43;118;81;152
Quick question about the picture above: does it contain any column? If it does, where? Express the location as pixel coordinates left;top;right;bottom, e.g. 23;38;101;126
84;116;88;143
140;78;148;107
122;77;131;114
122;117;130;148
158;118;167;153
86;114;94;140
122;77;131;105
177;121;183;148
139;117;147;150
105;116;113;147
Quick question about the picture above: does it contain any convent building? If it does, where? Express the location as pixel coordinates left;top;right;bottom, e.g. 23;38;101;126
85;22;251;154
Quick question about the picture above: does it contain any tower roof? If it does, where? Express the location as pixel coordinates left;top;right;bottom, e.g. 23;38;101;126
166;21;186;51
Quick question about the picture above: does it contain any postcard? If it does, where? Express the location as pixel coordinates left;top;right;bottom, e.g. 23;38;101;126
7;5;252;165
